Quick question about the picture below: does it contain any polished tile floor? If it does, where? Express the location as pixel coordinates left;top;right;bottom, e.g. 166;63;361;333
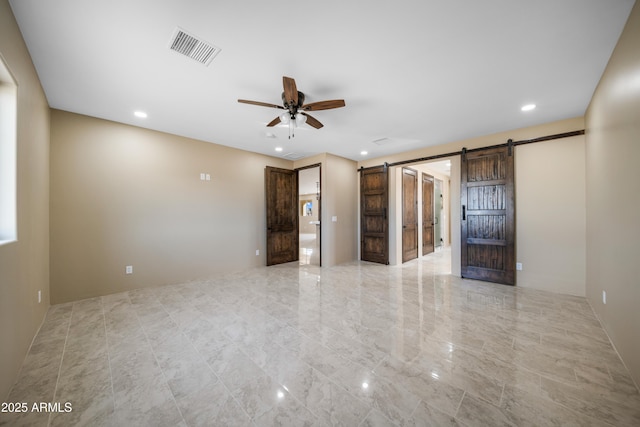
2;249;639;426
299;233;320;267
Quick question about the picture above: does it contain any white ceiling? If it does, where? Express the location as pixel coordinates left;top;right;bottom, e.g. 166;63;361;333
9;0;635;162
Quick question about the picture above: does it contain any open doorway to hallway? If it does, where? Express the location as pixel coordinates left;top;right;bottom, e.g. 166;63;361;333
394;159;452;268
298;165;321;266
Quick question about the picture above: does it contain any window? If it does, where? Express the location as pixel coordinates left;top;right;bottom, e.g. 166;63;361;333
0;54;17;245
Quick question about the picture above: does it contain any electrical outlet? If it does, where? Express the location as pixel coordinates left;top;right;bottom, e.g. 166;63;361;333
602;290;606;304
125;265;133;275
516;262;523;271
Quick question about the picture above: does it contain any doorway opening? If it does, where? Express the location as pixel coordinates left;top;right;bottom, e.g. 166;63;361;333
394;159;452;268
298;165;321;266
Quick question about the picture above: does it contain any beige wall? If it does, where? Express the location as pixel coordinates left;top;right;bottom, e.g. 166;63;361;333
50;110;292;303
515;136;586;295
585;2;640;386
359;117;587;295
0;0;51;399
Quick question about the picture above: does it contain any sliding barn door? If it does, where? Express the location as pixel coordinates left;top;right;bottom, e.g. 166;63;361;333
402;168;418;263
422;173;434;256
461;146;515;285
265;166;298;266
360;165;389;264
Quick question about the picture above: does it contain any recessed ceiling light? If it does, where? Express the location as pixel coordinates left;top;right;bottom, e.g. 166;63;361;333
275;147;283;152
360;151;368;156
521;104;536;112
134;111;148;118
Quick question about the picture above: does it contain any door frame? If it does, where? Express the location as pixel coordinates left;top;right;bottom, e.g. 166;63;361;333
296;163;322;267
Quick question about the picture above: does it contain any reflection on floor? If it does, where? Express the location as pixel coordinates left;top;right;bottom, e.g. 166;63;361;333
299;232;319;266
2;249;639;426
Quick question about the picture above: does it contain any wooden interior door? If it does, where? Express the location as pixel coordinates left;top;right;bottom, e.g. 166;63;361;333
265;166;298;266
360;165;389;264
461;146;515;285
402;168;418;263
422;173;434;255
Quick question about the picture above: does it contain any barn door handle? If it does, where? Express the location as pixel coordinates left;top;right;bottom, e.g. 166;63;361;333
383;208;387;219
462;205;466;220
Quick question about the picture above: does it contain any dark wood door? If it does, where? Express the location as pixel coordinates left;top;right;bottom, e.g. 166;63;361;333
402;168;418;263
360;165;389;264
265;166;298;266
422;173;434;255
461;146;515;285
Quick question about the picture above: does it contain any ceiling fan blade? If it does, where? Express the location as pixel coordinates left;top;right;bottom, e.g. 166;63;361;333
301;112;323;129
238;99;284;109
266;116;281;127
301;99;346;111
282;76;298;106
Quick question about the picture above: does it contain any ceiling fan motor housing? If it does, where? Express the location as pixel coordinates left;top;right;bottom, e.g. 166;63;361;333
282;91;305;113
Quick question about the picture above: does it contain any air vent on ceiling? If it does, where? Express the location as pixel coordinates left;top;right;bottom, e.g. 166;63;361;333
283;152;307;160
169;27;221;66
372;137;393;146
372;137;421;146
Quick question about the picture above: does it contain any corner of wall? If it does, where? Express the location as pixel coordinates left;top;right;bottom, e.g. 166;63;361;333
0;0;51;399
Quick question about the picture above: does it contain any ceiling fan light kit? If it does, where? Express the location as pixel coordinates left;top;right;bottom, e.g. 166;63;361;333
239;76;345;139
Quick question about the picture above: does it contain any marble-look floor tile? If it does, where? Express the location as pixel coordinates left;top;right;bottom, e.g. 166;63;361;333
0;410;50;427
539;376;640;426
49;369;114;427
373;356;464;417
403;401;464;427
112;375;183;427
6;248;639;426
174;378;252;427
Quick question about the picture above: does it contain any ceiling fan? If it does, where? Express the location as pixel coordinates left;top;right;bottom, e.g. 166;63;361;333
238;76;345;136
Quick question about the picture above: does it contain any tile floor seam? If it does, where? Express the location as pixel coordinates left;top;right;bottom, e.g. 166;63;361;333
100;296;117;420
236;331;368;425
133;296;189;426
498;383;506;407
453;390;466;419
357;408;374;427
46;305;73;427
3;307;52;403
174;308;257;425
540;375;640;424
504;389;618;427
405;397;424;422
